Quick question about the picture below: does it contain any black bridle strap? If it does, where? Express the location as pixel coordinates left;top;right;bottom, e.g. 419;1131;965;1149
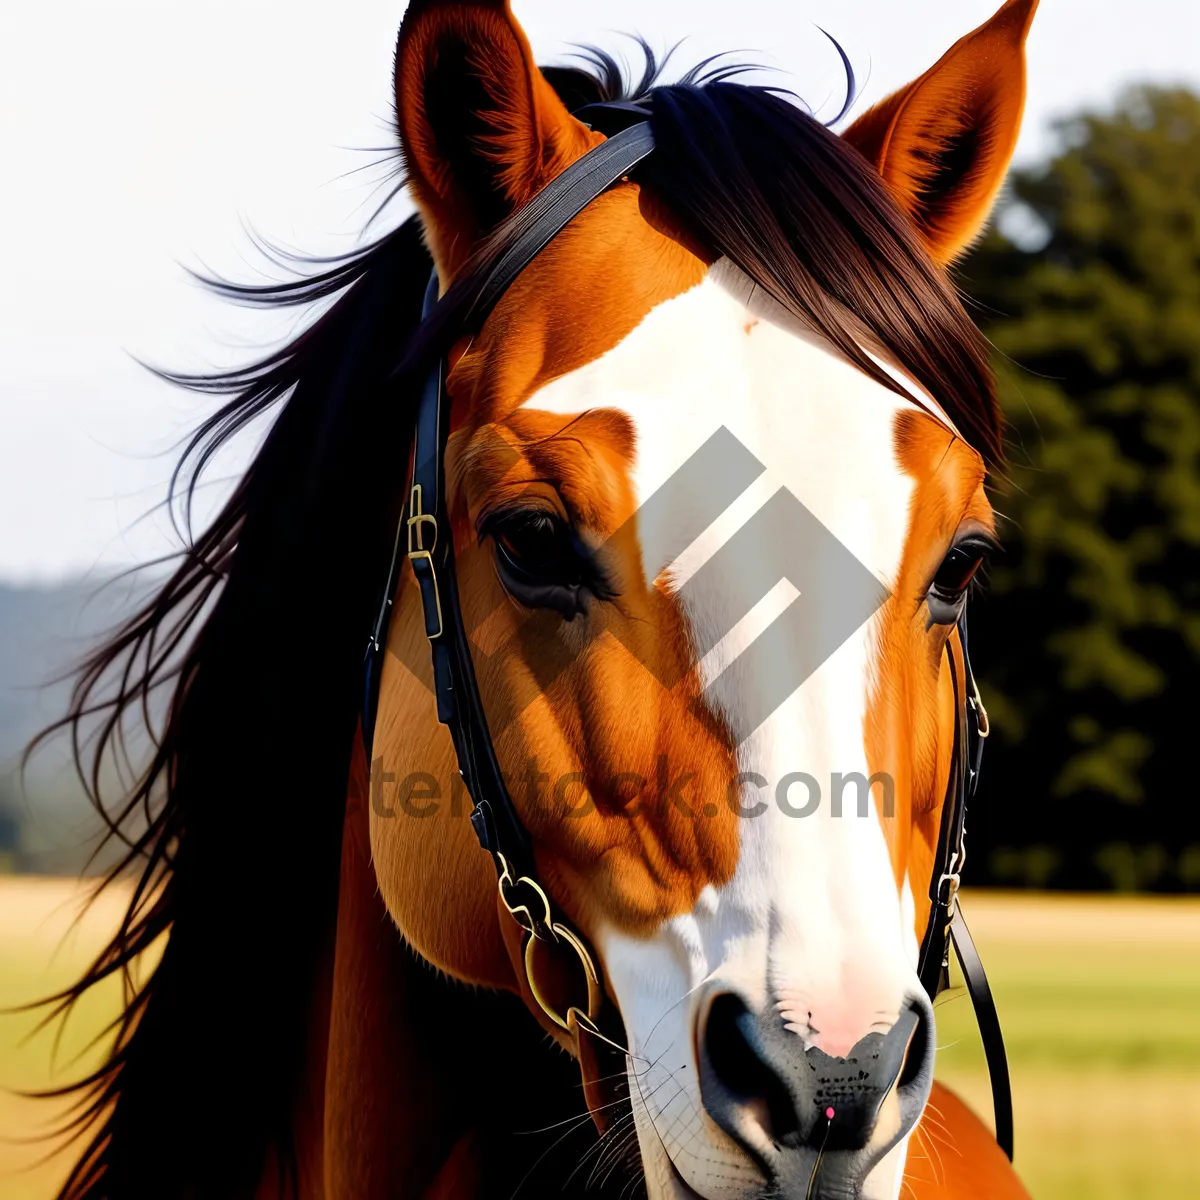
470;121;655;324
917;628;969;999
363;271;443;753
916;616;1013;1161
362;120;655;765
367;120;657;931
951;904;1014;1158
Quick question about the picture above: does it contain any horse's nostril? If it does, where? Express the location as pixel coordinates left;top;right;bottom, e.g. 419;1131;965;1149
703;993;801;1146
898;998;932;1092
704;995;763;1097
699;991;937;1163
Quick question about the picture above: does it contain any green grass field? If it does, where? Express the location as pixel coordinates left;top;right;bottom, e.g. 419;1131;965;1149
935;893;1200;1199
2;880;1199;1198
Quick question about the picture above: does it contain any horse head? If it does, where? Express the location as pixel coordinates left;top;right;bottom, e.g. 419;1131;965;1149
371;2;1036;1197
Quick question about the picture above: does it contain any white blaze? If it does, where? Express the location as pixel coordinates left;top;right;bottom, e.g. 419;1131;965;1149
527;266;924;1200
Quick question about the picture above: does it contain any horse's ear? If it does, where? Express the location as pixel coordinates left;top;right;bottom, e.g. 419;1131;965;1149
843;0;1038;265
395;0;596;280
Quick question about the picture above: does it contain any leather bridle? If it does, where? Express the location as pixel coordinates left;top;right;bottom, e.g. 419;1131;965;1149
362;107;1014;1161
917;613;1013;1158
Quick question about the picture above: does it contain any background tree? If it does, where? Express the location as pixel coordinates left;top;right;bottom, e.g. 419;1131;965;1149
962;86;1200;890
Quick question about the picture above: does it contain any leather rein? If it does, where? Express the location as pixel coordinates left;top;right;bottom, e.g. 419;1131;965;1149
361;108;1014;1161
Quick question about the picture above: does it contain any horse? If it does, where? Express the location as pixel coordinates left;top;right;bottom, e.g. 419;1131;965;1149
42;1;1040;1197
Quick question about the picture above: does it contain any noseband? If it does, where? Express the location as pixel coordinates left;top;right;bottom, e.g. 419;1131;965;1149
362;106;1014;1160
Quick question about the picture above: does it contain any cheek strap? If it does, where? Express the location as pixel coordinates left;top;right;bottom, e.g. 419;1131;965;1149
917;616;1011;1160
361;120;657;1060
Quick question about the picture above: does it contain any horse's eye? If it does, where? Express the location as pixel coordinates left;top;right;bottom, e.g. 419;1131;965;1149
926;535;994;625
482;509;612;620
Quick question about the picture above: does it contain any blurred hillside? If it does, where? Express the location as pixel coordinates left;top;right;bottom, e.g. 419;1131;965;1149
0;578;146;874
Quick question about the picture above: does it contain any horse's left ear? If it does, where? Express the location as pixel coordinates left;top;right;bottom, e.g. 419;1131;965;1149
843;0;1039;265
395;0;596;281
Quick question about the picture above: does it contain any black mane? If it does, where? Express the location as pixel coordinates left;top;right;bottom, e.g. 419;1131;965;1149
33;44;1000;1199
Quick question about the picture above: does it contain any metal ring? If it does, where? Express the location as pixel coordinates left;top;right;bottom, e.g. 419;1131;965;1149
495;856;604;1034
523;919;603;1034
937;870;962;921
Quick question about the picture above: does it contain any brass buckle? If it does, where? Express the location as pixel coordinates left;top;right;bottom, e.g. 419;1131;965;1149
937;845;962;929
497;854;603;1036
969;674;990;739
406;483;438;556
406;484;443;640
939;871;961;915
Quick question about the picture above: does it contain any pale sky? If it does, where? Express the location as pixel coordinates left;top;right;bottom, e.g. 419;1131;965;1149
3;0;1199;583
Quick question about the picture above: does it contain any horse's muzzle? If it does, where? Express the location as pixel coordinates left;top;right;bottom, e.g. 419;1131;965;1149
695;988;936;1196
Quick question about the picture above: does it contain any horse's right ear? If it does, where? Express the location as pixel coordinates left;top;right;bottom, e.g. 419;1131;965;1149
842;0;1038;265
395;0;597;282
